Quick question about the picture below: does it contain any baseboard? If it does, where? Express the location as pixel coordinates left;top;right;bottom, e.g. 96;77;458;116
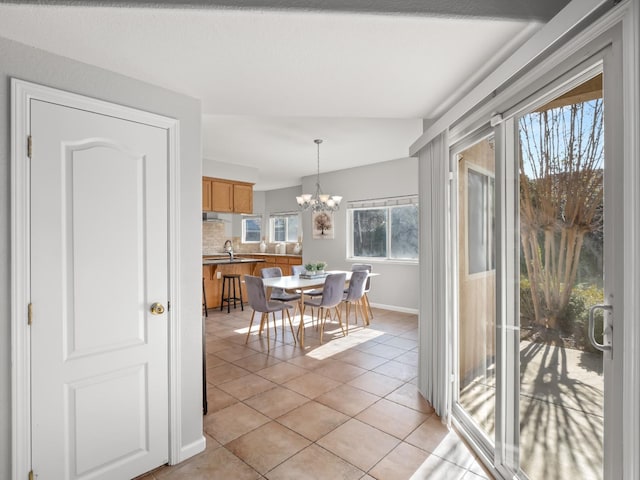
370;303;419;315
173;435;206;465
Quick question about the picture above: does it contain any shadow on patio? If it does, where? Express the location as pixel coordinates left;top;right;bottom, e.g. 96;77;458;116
460;340;603;479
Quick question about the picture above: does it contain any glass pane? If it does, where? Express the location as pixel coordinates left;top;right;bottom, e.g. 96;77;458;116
286;215;299;243
244;218;261;242
352;209;387;257
467;170;495;274
390;205;419;259
518;76;604;479
457;137;496;440
273;218;285;242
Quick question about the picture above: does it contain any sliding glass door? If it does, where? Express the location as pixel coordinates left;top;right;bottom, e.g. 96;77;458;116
516;73;606;480
452;53;622;479
454;135;497;447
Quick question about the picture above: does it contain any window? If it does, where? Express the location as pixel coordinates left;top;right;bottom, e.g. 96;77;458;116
467;168;495;274
269;213;300;243
241;215;262;243
348;196;419;261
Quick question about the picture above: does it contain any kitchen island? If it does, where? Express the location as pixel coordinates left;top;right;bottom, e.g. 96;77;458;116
202;256;265;310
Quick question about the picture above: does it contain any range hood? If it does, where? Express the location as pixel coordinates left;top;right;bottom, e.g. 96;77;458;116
202;212;227;223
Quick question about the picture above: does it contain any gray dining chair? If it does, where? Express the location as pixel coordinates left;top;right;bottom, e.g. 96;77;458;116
291;265;305;276
244;275;296;352
342;270;369;334
303;272;347;344
292;264;321;328
260;267;301;321
351;263;373;319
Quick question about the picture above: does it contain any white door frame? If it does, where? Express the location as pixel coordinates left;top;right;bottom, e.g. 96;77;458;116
10;79;183;479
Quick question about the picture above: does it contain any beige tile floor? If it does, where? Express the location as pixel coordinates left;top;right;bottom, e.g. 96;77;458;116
139;305;493;480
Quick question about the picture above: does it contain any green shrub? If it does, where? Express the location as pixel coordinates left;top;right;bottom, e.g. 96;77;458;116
564;283;604;353
519;277;536;327
519;277;604;352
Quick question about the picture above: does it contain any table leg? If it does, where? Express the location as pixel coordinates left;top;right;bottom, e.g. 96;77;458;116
297;291;306;348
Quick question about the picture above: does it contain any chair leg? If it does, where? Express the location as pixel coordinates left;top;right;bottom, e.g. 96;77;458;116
264;312;270;353
364;293;373;320
319;308;326;344
202;278;208;317
272;312;278;337
245;310;257;344
361;297;370;326
286;309;297;344
345;302;350;335
359;299;367;327
335;306;346;337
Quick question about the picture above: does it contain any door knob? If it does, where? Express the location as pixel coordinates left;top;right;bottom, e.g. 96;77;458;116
150;302;166;315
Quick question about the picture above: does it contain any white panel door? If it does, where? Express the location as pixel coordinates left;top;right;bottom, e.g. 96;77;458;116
30;99;169;479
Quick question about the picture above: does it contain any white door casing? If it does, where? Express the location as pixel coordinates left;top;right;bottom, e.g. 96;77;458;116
11;80;182;480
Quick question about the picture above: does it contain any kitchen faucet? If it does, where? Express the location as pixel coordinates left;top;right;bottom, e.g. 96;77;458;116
223;240;234;260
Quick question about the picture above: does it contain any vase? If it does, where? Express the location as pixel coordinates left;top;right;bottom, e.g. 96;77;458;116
259;239;266;253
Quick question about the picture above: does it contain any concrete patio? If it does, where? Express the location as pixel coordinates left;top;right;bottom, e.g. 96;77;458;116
459;340;603;479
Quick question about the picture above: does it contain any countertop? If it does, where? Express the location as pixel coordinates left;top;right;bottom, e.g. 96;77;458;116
202;257;266;266
236;253;302;258
203;253;302;259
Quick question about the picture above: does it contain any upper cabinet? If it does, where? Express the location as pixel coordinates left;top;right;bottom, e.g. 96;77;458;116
202;178;212;211
203;176;254;214
233;183;253;213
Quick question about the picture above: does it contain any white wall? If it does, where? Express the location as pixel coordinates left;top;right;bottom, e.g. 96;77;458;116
300;157;420;311
0;35;203;477
265;185;303;214
203;157;259;185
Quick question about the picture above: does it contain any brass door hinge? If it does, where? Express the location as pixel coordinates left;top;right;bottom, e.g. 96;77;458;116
28;469;34;480
28;303;33;326
27;135;32;159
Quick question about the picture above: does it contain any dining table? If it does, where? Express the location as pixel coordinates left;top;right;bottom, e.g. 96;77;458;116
261;270;378;347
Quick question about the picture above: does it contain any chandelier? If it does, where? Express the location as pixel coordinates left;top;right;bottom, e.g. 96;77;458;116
296;139;342;212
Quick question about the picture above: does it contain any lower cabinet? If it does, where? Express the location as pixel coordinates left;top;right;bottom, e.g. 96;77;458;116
248;255;302;277
202;263;255;309
202;256;302;310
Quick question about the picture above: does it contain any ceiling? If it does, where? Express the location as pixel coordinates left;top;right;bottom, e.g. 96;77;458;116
0;1;569;190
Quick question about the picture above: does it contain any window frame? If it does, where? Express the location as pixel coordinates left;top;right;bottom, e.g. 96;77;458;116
347;196;419;263
268;212;301;244
241;215;262;244
465;163;496;277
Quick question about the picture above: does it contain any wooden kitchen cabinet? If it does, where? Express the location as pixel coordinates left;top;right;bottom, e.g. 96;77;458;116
211;179;233;212
202;176;254;213
249;254;302;277
233;183;253;214
202;178;212;211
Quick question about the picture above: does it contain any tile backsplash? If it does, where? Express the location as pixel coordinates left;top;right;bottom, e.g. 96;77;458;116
202;222;302;255
202;221;227;255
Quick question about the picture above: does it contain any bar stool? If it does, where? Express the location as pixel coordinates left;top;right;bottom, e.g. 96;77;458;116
220;274;244;313
202;277;208;317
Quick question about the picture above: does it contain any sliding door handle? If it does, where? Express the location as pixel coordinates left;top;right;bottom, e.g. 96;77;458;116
588;304;612;352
